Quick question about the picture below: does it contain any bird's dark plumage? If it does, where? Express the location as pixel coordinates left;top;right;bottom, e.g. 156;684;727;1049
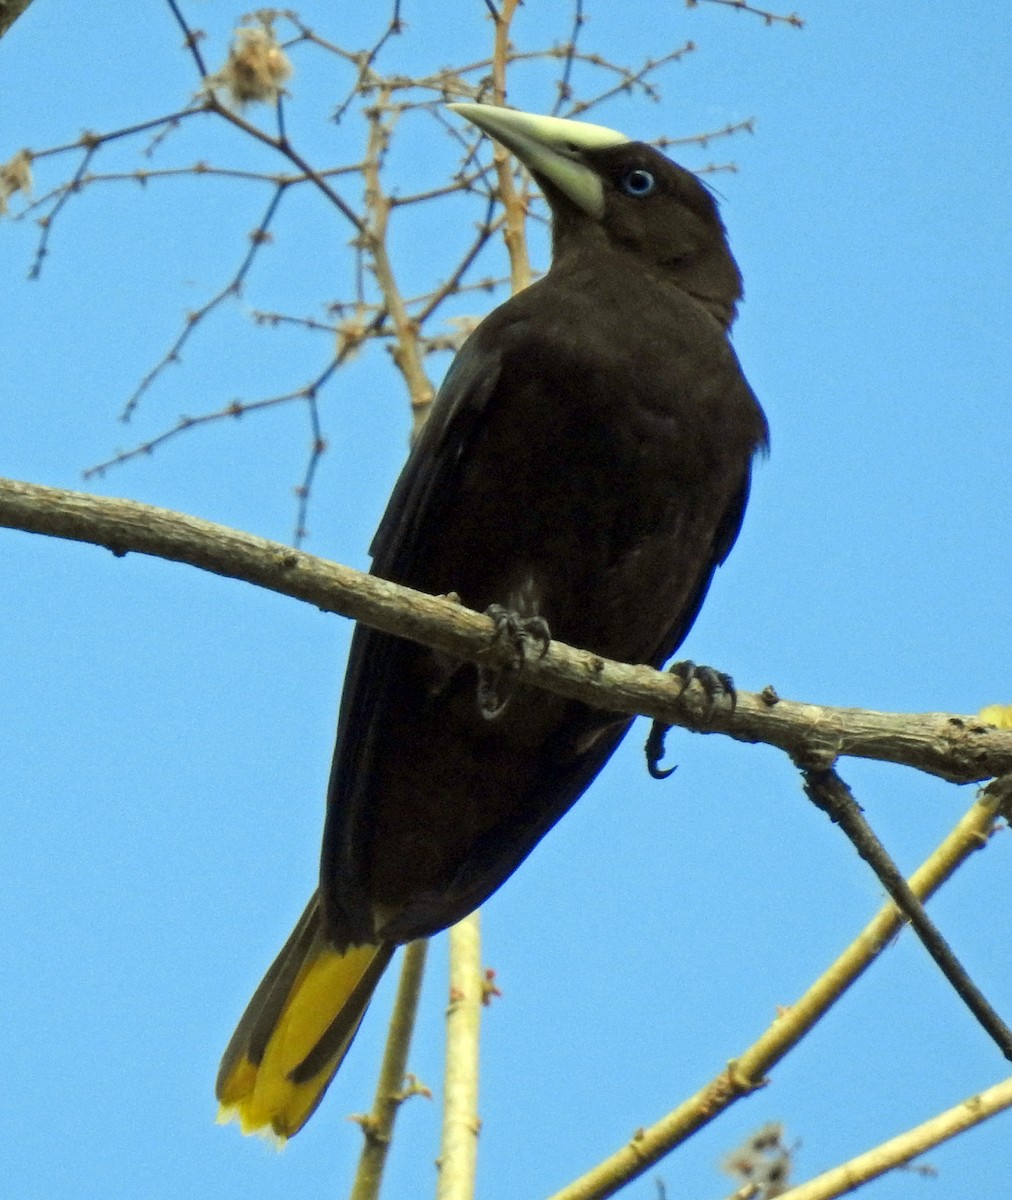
217;104;768;1138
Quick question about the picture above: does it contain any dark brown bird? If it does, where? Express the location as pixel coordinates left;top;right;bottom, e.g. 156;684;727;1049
216;103;768;1138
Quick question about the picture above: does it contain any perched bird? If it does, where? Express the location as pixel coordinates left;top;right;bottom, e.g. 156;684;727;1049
216;103;768;1139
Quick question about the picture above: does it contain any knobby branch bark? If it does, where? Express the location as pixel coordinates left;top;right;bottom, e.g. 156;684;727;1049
3;476;1012;786
4;475;1012;784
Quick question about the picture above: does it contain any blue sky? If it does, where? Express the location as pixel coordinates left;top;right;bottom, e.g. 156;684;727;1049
2;3;1010;1198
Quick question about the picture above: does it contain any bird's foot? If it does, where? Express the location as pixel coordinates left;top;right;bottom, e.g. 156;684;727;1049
644;660;736;779
477;604;551;719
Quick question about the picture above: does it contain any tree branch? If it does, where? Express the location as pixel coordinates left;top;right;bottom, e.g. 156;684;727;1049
2;476;1012;785
772;1074;1012;1200
802;767;1012;1059
437;913;484;1200
545;782;1008;1200
349;940;430;1200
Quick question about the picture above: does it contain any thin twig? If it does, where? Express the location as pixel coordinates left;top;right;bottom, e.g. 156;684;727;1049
165;0;210;75
85;364;319;479
119;182;289;422
28;145;96;279
349;941;430;1200
15;165;353;217
551;0;586;116
360;96;436;436
801;766;1012;1059
24;107;204;164
414;197;501;325
687;0;804;28
331;0;405;124
772;1075;1012;1200
562;44;696;120
202;92;365;231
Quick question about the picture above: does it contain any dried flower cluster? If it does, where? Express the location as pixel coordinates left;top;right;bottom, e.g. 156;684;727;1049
205;21;293;107
0;148;32;216
722;1122;794;1198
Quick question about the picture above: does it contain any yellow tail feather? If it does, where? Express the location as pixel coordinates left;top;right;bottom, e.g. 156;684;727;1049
216;894;392;1140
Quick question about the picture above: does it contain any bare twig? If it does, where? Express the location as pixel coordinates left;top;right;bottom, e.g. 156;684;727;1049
331;1;405;124
118;182;289;423
551;0;587;115
657;117;757;151
84;362;328;479
15;163;358;217
201;91;365;231
801;766;1012;1059
28;145;96;279
437;913;484;1200
687;0;804;29
349;941;430;1200
563;43;697;119
414;197;501;325
360;95;437;436
165;0;210;75
772;1075;1012;1200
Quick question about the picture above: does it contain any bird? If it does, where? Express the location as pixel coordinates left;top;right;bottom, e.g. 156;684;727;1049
215;102;769;1140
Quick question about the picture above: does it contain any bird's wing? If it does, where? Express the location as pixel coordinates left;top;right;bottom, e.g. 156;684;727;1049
649;462;755;668
368;331;504;579
320;321;513;942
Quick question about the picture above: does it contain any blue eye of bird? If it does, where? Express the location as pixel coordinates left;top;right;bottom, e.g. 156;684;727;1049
621;168;656;197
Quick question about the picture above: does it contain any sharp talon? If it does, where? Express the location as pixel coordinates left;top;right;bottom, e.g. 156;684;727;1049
477;667;511;719
645;719;677;780
644;660;736;777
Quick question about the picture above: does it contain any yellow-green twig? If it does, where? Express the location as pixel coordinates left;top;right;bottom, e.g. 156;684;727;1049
546;785;1005;1200
437;912;484;1200
350;941;430;1200
774;1074;1012;1200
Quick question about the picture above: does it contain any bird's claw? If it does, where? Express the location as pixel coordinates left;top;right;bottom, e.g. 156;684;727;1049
485;604;551;666
668;660;736;712
645;660;736;779
477;605;551;719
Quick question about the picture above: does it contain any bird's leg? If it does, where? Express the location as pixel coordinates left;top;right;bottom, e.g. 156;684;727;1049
477;604;551;719
644;660;736;778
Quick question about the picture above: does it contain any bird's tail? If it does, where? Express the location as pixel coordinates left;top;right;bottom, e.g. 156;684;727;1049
216;892;393;1140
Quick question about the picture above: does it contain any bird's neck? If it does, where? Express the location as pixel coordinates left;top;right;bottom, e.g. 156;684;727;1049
550;230;739;331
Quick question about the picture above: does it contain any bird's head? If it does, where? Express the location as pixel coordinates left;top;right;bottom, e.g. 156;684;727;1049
449;103;743;328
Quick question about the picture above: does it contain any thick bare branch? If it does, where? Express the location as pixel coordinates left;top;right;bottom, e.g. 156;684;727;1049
2;476;1011;784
